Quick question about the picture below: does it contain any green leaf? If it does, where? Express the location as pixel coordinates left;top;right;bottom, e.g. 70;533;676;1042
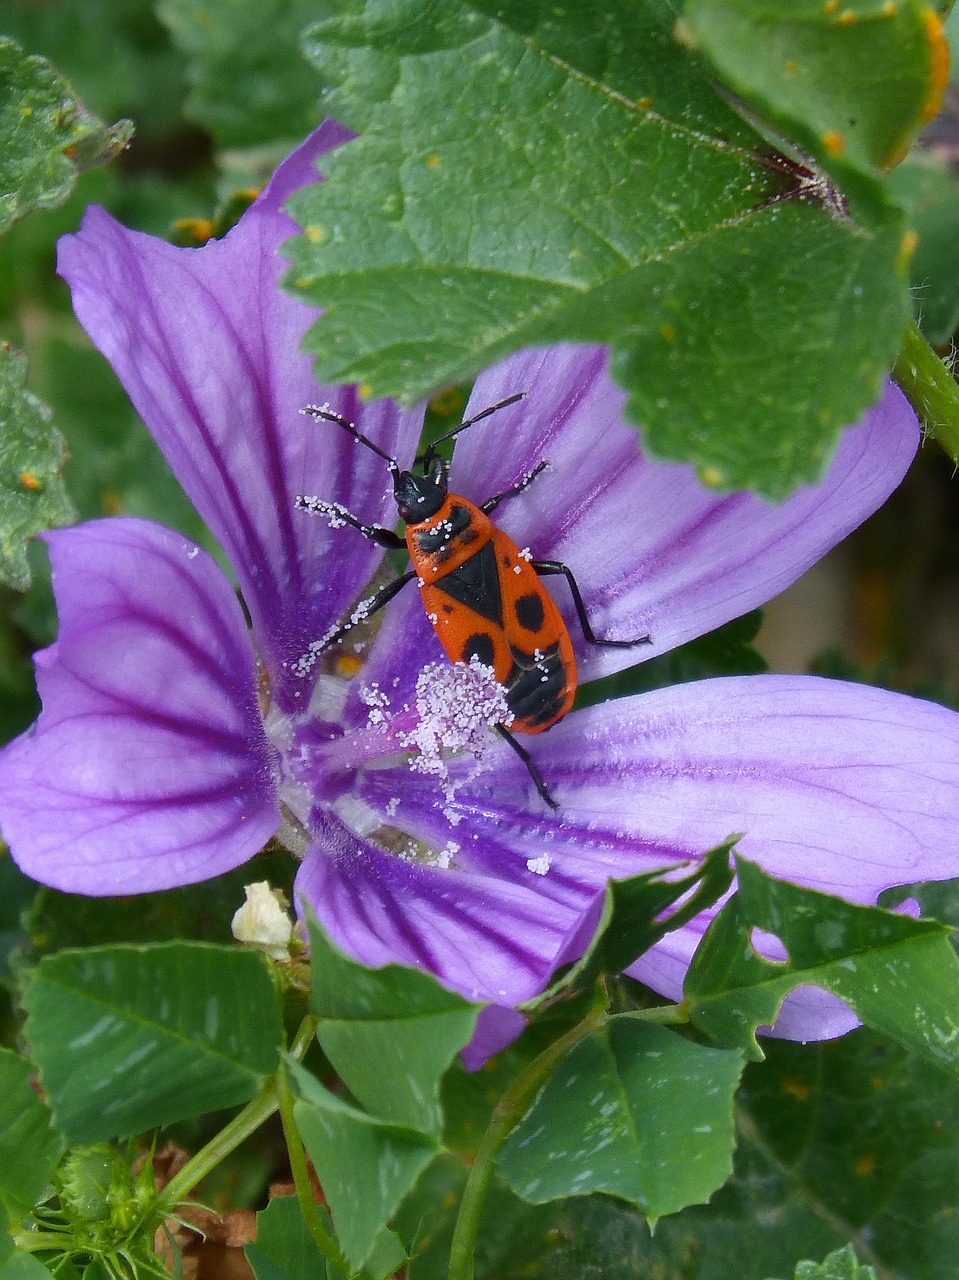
0;1047;64;1217
686;858;959;1071
307;915;480;1137
156;0;320;145
595;840;737;977
774;1245;877;1280
656;1028;959;1279
285;0;911;498
0;1257;57;1280
533;839;736;1004
290;1061;436;1273
498;1019;743;1221
0;346;74;591
21;942;283;1142
887;154;959;345
246;1195;405;1280
683;0;948;178
436;1027;959;1278
246;1196;331;1280
0;36;132;235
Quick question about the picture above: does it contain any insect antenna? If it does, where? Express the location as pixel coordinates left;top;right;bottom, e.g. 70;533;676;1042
421;392;526;470
300;404;399;473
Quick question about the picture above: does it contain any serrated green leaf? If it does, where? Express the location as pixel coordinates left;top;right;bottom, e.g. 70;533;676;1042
285;0;910;498
0;37;131;235
156;0;319;145
22;942;283;1142
887;154;959;344
307;915;480;1137
532;840;736;1005
0;1047;64;1217
686;858;959;1071
498;1019;743;1220
290;1061;436;1273
0;346;73;592
684;0;947;178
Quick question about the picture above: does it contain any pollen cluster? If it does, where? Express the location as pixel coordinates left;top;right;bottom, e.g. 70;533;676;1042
394;657;513;792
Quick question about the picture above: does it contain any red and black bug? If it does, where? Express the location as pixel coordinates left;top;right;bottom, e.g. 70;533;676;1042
296;395;650;808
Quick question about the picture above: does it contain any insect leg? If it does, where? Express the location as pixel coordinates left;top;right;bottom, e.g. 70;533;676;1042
533;560;652;648
482;460;550;514
494;723;559;810
314;571;418;657
295;495;405;550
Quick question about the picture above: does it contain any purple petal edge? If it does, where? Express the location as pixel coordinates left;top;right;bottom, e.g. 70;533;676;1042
0;518;280;894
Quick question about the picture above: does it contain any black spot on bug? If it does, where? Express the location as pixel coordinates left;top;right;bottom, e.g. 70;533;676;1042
436;542;504;626
462;632;496;666
515;592;546;633
416;505;473;554
505;643;567;726
442;603;454;614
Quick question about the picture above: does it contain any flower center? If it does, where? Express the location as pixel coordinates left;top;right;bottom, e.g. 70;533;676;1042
272;658;511;865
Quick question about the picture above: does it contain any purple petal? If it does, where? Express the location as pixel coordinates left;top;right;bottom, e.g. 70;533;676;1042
0;519;279;894
57;122;424;709
418;345;917;682
349;673;959;1037
294;811;589;1005
461;1005;528;1071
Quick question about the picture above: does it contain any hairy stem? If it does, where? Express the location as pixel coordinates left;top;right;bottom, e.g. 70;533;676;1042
893;320;959;464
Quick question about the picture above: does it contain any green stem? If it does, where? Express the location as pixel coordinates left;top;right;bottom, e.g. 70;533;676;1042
12;1230;76;1253
893;320;959;464
276;1061;353;1277
619;1001;688;1026
157;1079;281;1211
446;1001;610;1280
157;1014;319;1213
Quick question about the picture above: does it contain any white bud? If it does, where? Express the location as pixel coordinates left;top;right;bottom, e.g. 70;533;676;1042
231;882;294;959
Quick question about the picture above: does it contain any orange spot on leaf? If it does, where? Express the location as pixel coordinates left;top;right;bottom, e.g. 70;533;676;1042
921;7;950;122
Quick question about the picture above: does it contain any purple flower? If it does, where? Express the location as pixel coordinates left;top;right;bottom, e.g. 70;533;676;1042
2;122;958;1054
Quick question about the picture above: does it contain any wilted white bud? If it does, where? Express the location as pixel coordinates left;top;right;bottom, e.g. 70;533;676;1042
231;882;294;959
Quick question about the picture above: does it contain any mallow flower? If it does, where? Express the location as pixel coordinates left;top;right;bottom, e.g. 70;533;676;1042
2;121;958;1059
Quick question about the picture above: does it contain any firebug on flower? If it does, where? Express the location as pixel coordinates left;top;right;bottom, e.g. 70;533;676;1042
296;395;650;808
